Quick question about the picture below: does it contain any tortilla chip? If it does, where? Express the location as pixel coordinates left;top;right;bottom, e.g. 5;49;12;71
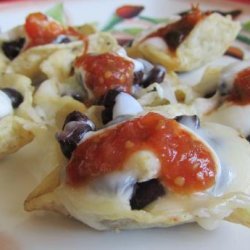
0;52;9;74
0;73;42;122
131;13;240;72
6;41;84;81
87;32;119;54
74;23;97;36
34;78;86;126
227;208;250;227
0;116;34;159
40;49;77;81
24;166;66;213
23;118;250;231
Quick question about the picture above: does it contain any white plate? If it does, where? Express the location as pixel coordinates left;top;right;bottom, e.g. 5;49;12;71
0;0;250;250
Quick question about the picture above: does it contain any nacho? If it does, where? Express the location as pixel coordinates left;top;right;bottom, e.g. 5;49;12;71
129;10;240;72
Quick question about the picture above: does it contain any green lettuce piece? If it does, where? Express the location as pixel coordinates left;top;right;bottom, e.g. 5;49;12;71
243;21;250;32
139;16;169;24
121;27;144;36
45;3;65;25
237;34;250;45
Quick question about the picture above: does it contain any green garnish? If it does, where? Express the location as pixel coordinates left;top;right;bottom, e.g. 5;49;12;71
237;34;250;45
45;3;65;25
242;21;250;32
121;27;144;36
139;16;169;24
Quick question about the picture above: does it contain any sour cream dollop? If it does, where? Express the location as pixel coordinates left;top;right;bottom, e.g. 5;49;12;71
0;90;13;119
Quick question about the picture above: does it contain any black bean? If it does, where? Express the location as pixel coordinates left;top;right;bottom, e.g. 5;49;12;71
102;108;114;125
2;38;25;60
100;89;122;107
218;82;230;96
56;124;89;159
52;35;72;44
141;65;166;88
133;59;166;88
204;90;216;99
63;111;95;130
133;70;144;85
175;115;200;129
246;135;250;143
100;89;122;124
1;88;24;108
56;111;95;158
130;179;166;210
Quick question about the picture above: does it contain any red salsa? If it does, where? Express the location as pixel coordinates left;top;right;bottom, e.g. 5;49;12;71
142;7;209;52
75;52;134;99
24;12;83;48
227;67;250;105
67;112;216;194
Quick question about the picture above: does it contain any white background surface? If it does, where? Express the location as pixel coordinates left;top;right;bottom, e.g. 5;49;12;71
0;0;250;249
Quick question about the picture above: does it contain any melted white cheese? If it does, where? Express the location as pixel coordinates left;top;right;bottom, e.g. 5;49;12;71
197;123;250;194
113;92;143;120
179;56;239;87
88;150;160;199
0;90;13;119
116;47;145;73
202;60;250;136
141;37;167;51
55;114;250;230
205;103;250;137
132;59;144;72
220;60;250;90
